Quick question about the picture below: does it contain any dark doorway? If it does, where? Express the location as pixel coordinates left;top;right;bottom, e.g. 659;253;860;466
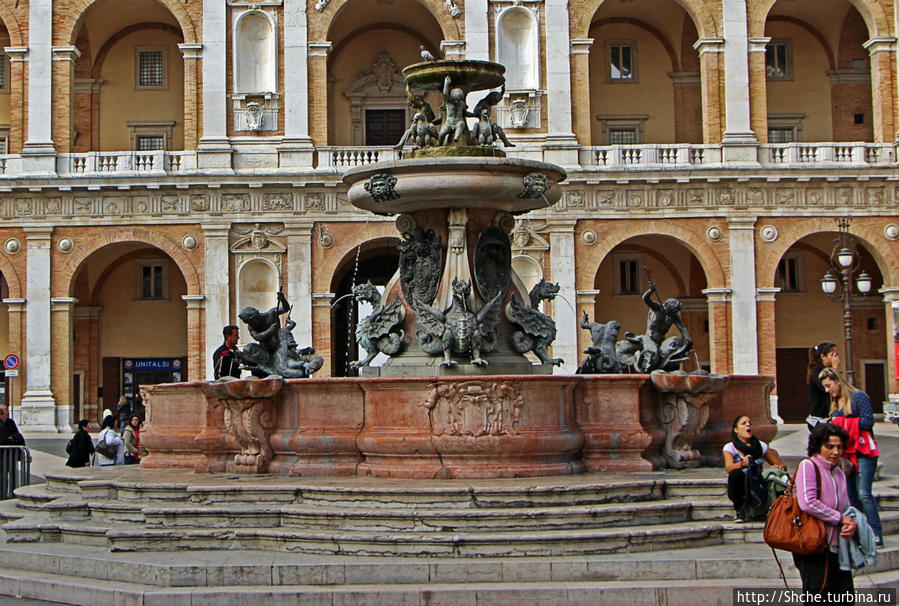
331;247;401;377
776;347;810;422
365;109;406;146
864;362;886;413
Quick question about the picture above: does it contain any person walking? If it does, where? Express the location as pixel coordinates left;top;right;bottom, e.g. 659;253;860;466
123;415;142;465
793;423;856;597
65;419;94;468
213;325;242;379
95;413;124;466
806;341;839;430
820;367;883;547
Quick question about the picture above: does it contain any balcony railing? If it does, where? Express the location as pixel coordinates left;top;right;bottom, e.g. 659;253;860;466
0;142;893;179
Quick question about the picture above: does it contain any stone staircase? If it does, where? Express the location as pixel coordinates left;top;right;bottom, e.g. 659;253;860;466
1;467;899;605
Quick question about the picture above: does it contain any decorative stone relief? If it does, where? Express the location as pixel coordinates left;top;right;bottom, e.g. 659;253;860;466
759;225;779;242
657;190;674;207
262;193;293;211
318;228;334;248
581;229;597;245
806;189;823;205
306;193;326;212
566;189;586;208
444;0;462;17
161;195;180;213
474;226;512;302
314;0;330;11
134;197;150;213
706;226;722;242
182;235;199;250
4;238;20;254
232;223;285;253
745;189;764;206
222;194;251;212
46;199;63;215
866;188;884;206
104;197;124;215
14;199;32;216
885;224;899;240
365;174;399;203
519;173;551;199
74;198;93;214
57;238;74;253
398;226;442;305
422;380;524;436
190;195;210;212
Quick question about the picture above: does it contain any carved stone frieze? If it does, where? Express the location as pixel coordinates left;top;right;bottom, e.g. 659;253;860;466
262;193;293;211
398;226;442;305
473;226;512;303
306;193;325;212
422;380;524;437
190;195;210;212
222;194;251;212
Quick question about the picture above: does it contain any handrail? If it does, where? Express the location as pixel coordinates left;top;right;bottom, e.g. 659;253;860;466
0;445;32;500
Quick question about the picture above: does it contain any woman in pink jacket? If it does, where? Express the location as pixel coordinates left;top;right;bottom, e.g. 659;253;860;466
793;423;857;596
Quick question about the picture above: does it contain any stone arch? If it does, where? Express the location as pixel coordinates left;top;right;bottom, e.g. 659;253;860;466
58;0;196;46
325;233;400;294
57;228;201;297
0;253;22;299
575;0;717;40
589;17;680;72
0;2;24;47
751;0;888;38
90;23;183;79
582;220;726;290
314;0;459;43
766;16;835;70
757;219;898;290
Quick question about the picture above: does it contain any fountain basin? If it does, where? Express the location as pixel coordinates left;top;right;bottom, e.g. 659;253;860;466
403;60;505;93
343;157;566;215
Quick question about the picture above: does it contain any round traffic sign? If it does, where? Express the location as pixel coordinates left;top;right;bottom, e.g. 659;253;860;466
3;354;19;370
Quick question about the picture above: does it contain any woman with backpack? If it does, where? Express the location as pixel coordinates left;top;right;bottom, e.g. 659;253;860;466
723;415;787;521
95;413;124;466
65;419;94;468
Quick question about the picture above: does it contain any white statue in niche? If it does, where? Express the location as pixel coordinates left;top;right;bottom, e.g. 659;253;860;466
237;12;275;93
245;102;264;131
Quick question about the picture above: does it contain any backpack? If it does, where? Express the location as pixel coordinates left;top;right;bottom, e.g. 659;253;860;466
65;437;73;455
95;430;118;459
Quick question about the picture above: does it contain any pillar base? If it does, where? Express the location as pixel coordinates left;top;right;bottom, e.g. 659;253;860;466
197;139;234;173
278;138;315;169
542;135;580;168
20;142;58;176
17;389;60;433
721;134;760;165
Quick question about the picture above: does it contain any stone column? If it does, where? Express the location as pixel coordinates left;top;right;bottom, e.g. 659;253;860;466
721;0;756;146
727;218;759;374
757;287;782;423
280;0;315;167
178;43;203;151
4;47;27;152
543;0;578;166
464;0;488;61
307;42;332;147
22;0;55;173
312;292;335;376
198;0;233;170
20;226;57;431
2;298;25;413
693;38;724;143
570;39;594;145
182;295;206;382
575;289;600;365
50;46;80;154
881;287;899;406
203;225;231;380
747;37;770;143
285;222;314;344
702;288;732;375
548;220;577;374
73;305;101;421
50;297;77;430
863;37;897;142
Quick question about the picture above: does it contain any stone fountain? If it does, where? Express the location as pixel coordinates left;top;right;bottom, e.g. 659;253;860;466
138;60;776;478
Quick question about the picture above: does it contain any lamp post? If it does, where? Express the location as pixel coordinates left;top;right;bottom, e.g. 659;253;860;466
820;217;872;386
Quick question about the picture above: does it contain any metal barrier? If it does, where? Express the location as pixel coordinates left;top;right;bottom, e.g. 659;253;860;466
0;445;31;500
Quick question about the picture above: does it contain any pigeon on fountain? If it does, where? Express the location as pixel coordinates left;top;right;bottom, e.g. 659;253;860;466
420;46;438;62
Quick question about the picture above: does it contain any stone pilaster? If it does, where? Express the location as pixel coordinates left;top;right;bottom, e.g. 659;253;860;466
307;42;332;147
693;38;724;143
543;0;578;166
182;295;206;383
178;43;203;151
50;47;80;154
20;226;57;431
203;225;231;380
22;0;55;173
280;0;315;167
570;39;594;146
285;222;315;345
721;0;755;144
702;288;732;375
548;220;577;374
727;218;759;374
465;0;488;60
863;37;897;143
4;47;27;152
50;297;77;431
198;0;233;170
747;36;770;144
2;298;25;413
312;292;336;375
880;287;899;404
756;287;781;423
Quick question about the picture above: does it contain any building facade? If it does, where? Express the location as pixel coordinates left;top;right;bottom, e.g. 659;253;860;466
0;0;895;430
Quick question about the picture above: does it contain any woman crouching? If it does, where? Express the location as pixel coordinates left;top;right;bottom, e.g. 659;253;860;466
793;423;856;595
723;415;787;521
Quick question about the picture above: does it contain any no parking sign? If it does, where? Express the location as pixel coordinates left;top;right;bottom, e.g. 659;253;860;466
3;354;18;376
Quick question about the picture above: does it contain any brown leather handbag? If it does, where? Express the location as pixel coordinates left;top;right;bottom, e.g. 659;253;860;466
763;459;828;555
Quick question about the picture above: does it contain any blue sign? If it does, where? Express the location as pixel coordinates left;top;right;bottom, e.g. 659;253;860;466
3;354;19;370
124;358;178;371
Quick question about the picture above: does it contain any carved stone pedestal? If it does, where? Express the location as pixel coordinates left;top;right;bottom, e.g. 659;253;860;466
649;371;727;469
201;377;282;474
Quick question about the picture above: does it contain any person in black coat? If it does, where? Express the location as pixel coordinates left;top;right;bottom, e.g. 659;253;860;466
0;404;24;446
65;419;94;468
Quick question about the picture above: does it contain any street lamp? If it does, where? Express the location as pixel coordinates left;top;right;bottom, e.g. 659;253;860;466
819;217;872;386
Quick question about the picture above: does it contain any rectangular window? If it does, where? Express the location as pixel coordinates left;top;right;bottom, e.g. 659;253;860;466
607;41;636;82
0;136;7;155
776;254;803;293
608;128;638;145
135;47;167;90
0;54;7;91
136;135;165;151
765;39;792;80
768;128;795;143
617;257;641;295
137;262;167;299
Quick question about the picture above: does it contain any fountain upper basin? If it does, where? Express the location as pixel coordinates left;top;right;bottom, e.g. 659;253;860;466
343;157;567;215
